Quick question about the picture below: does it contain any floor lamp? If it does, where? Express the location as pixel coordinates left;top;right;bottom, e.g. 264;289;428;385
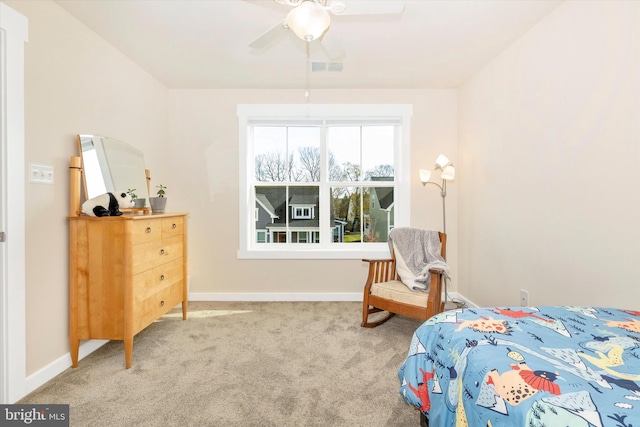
419;154;455;306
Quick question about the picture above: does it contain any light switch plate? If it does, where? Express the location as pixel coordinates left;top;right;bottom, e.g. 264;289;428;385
29;163;54;184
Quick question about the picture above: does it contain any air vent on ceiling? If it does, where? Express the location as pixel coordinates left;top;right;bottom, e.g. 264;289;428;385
310;61;344;73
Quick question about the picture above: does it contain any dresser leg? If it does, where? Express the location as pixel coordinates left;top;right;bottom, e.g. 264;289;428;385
182;300;188;320
124;336;133;369
70;339;79;368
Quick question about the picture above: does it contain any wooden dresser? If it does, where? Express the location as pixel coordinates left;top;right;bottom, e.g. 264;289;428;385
68;156;188;368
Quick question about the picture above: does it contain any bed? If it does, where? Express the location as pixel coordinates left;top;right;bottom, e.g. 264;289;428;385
398;306;640;427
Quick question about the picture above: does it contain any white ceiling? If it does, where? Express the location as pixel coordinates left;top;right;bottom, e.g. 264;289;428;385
54;0;562;90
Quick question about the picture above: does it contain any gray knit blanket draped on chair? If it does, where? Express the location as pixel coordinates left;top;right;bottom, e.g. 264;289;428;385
388;227;451;291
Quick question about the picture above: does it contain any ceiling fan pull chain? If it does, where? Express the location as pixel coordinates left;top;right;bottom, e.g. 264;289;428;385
305;41;310;102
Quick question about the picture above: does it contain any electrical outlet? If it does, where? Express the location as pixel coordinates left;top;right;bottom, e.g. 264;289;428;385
520;289;529;307
29;163;54;184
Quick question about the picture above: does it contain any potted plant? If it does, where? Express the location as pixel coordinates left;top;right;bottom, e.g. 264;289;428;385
127;188;146;208
149;184;167;213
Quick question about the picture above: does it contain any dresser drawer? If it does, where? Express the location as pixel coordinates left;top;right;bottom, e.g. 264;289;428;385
131;218;163;244
161;217;184;238
134;281;183;334
133;257;184;303
132;235;184;275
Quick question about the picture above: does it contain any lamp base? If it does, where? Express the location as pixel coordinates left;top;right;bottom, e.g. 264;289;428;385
444;301;461;311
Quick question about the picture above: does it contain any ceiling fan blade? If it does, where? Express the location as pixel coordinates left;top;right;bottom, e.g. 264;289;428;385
248;19;288;50
334;0;405;15
319;32;345;60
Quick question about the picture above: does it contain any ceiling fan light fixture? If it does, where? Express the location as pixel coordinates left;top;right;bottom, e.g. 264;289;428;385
286;1;331;42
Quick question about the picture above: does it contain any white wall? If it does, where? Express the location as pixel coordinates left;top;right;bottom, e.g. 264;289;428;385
167;89;458;297
458;1;640;308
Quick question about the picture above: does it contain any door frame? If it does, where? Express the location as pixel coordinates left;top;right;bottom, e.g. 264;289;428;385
0;2;28;404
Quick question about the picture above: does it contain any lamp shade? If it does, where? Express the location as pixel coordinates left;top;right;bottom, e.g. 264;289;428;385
286;1;330;42
419;169;432;184
435;154;450;169
441;165;456;180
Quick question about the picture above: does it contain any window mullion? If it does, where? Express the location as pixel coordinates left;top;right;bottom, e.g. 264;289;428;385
285;185;290;244
319;120;330;247
285;128;290;244
359;126;364;239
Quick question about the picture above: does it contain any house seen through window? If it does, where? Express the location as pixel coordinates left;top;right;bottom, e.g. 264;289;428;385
238;104;411;259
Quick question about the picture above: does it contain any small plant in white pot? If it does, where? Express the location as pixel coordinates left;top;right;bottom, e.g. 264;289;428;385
149;184;167;213
127;188;146;208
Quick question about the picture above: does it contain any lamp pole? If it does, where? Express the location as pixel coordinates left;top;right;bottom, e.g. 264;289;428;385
421;179;447;234
421;178;449;303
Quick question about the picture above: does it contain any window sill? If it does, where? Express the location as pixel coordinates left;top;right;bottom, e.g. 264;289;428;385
237;245;390;260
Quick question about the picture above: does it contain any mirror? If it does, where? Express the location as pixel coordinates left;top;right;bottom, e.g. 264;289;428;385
77;134;150;205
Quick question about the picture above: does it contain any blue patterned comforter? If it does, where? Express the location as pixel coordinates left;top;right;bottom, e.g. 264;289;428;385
398;306;640;427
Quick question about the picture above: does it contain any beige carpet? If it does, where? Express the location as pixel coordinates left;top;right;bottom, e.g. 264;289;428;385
20;301;424;426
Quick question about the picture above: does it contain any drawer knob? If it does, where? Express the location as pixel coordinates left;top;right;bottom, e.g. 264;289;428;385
172;223;177;229
160;274;165;281
160;300;165;307
160;249;165;255
146;227;152;233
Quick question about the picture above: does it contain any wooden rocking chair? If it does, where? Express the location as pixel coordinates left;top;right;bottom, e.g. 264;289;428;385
361;232;446;328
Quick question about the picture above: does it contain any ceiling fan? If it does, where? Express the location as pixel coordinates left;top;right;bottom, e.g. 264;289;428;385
248;0;405;60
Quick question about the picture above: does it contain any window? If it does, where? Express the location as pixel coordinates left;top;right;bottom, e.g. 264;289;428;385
292;207;313;220
238;104;412;259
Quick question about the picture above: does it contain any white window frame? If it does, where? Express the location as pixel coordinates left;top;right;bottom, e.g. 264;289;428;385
237;104;412;259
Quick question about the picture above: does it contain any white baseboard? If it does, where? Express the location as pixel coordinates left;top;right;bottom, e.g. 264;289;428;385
189;291;475;305
24;340;108;397
189;292;362;302
448;292;478;308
